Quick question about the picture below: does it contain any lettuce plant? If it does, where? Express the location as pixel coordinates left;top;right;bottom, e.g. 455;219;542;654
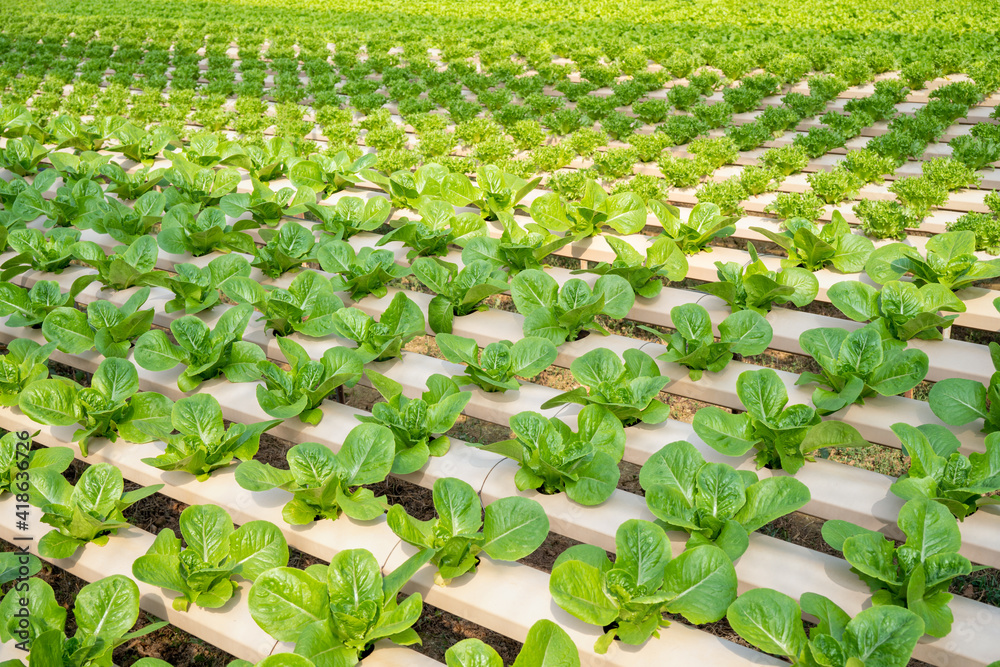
822;498;979;638
13;178;92;232
248;548;431;663
317;240;411;301
727;589;923;667
71;236;169;291
641;440;810;560
223;271;345;337
115;124;181;166
412;258;508;334
357;371;471;474
0;136;48;176
572;234;687;298
133;305;266;392
853;199;913;240
693;368;869;473
700;243;818;314
74;191;165;245
949;134;1000;171
528;179;647;239
250;221;319;279
0;168;56;213
0;340;57;406
541;348;671;426
549;519;737;653
100;162;167;199
865;230;1000;292
640;303;772;380
329;292;425;362
42;286;154;358
29;461;163;558
157;205;256;257
254;336;364;425
175;133;250;170
445;620;579;667
510;269;635;345
0;430;71;497
19;357;173;456
141;393;279;481
219;180;316;229
133;504;289;611
436;333;557;392
164;255;252;314
461;212;573;275
479;405;624;505
796;324;929;415
289;150;376;195
889;176;948;219
236;425;395;524
163;157;241;208
0;575;168;666
246;137;300;181
0;276;95;328
928;341;1000;433
378;199;487;260
388;477;548;585
828;280;965;341
362;162;449;210
0;228;81;280
441;164;541;220
750;212;874;273
890;422;1000;519
307;195;392;241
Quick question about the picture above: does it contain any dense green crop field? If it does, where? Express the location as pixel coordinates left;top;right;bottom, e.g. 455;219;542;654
1;0;1000;666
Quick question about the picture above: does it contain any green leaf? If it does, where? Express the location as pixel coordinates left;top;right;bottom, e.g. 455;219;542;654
801;420;868;454
734;477;811;533
229;520;290;580
433;477;483;538
510;269;558;316
511;619;580;667
42;307;95;353
338;423;396;486
719;310;773;356
18;379;79;426
74;575;140;641
172;394;226;444
736;368;788;422
662;545;737;624
549;560;618;626
614;519;671;592
692;408;755;456
928;379;988;426
327;548;382;612
482;496;549;561
726;588;807;658
897;498;961;561
248;568;329;642
447;639;504;667
180;504;233;565
842;606;924;667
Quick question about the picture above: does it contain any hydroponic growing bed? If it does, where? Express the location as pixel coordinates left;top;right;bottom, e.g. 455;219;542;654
1;0;1000;665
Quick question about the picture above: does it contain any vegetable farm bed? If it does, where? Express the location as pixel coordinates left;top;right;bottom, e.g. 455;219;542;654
2;2;1000;666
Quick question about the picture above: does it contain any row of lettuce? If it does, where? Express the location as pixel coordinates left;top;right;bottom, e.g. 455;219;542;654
0;129;999;665
0;233;997;660
3;375;995;665
4;47;1000;243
